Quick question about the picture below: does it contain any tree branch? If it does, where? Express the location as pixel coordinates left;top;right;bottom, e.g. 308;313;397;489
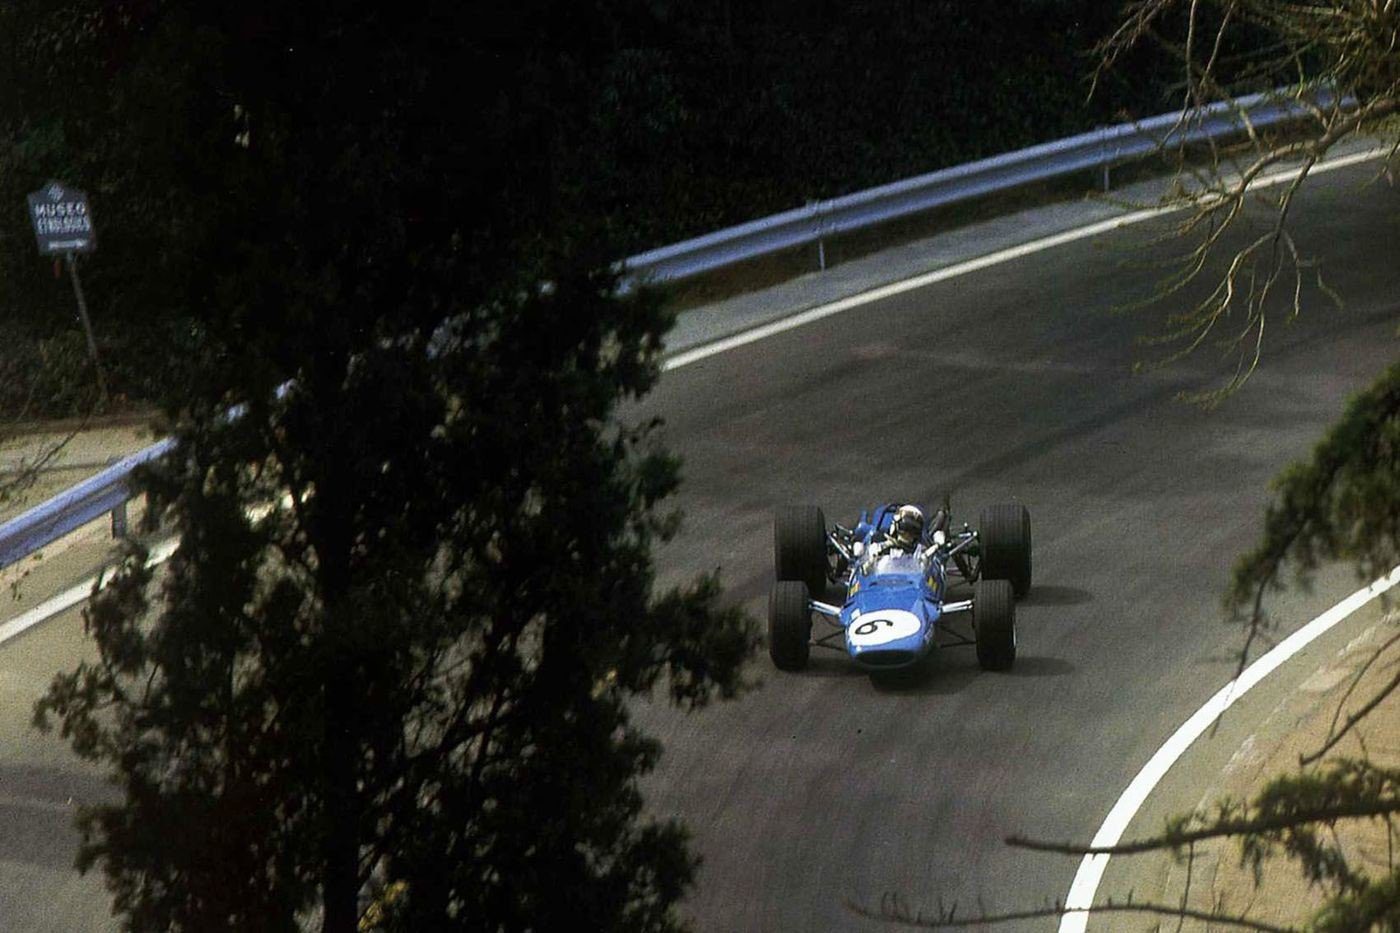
846;893;1299;932
1008;792;1400;857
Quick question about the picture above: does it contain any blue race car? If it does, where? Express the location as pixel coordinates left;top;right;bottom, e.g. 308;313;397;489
769;500;1031;674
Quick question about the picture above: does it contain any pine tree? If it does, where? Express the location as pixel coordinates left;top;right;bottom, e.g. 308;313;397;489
8;3;758;929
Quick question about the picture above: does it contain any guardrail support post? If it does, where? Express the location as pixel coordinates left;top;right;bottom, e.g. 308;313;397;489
1096;125;1112;192
805;200;829;272
111;501;128;539
620;89;1327;286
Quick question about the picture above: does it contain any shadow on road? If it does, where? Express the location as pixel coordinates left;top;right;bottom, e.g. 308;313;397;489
866;651;975;695
864;648;1076;693
802;650;868;679
1022;584;1092;607
1005;655;1076;677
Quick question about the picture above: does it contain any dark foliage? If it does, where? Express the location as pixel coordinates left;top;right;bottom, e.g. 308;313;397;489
1;2;1184;418
8;2;758;930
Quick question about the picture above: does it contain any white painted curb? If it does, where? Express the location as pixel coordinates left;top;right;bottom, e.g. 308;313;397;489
0;537;179;648
1059;564;1400;932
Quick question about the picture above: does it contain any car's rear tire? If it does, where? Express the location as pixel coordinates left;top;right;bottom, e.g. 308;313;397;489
774;505;828;596
978;502;1032;598
768;581;812;671
974;579;1016;671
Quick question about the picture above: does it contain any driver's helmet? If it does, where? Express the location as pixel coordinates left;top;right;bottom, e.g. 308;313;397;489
890;505;925;550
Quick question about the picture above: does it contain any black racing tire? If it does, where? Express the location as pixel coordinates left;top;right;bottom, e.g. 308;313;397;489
768;581;812;671
978;502;1032;598
774;505;828;596
973;579;1016;671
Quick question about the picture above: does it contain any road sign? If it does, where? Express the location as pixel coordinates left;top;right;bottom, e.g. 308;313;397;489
24;180;107;401
26;181;96;255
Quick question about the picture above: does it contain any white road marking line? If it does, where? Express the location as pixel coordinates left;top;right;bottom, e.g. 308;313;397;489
0;578;98;647
663;147;1389;372
0;492;292;648
0;143;1386;917
1058;563;1400;933
663;143;1395;926
0;536;179;648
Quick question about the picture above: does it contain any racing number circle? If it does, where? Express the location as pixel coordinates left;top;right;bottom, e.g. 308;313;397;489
848;610;921;646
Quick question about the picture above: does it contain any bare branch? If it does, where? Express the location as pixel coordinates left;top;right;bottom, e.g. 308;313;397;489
846;892;1299;932
1007;790;1400;857
1090;0;1185;100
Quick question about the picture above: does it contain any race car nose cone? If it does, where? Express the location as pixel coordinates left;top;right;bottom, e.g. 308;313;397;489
846;609;927;669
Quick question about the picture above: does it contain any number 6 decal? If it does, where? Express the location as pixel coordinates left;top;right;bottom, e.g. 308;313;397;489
848;610;921;646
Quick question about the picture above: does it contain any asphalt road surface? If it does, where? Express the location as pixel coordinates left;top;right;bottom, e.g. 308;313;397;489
633;160;1400;931
0;599;116;932
0;159;1395;932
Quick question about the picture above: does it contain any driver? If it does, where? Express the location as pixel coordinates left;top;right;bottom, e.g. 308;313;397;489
888;504;925;552
852;504;929;565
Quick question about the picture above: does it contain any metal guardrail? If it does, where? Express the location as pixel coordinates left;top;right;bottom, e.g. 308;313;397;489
621;89;1339;286
0;89;1342;574
0;437;173;570
0;387;286;571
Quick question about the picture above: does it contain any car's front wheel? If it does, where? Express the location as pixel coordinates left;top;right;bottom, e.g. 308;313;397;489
973;579;1016;671
768;581;812;671
774;505;828;596
978;502;1032;598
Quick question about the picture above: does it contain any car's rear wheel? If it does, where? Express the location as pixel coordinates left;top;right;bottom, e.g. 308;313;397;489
774;505;828;596
978;502;1032;598
973;579;1016;671
768;581;812;671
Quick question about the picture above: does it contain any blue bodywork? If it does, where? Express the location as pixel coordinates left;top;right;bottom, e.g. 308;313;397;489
841;505;948;669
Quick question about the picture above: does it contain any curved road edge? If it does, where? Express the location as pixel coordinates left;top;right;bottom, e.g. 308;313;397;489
1059;563;1400;933
663;143;1390;373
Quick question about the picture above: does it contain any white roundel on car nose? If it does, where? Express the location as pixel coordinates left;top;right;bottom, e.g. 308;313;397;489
846;609;921;646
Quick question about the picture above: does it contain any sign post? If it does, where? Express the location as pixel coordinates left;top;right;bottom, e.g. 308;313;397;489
26;181;107;404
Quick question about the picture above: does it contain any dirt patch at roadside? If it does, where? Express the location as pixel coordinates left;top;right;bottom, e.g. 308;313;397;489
1164;606;1400;929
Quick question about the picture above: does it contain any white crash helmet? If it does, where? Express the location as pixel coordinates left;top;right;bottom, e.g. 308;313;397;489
890;504;924;549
